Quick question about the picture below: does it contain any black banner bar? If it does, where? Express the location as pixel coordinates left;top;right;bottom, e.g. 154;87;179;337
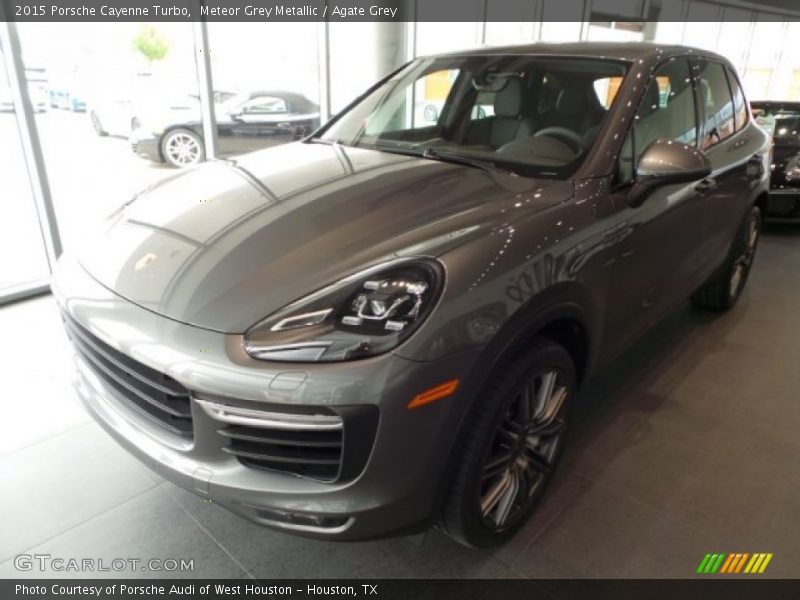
3;0;799;22
4;579;800;600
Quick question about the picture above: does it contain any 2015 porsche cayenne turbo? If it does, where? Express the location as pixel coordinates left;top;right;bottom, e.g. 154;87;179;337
54;43;769;547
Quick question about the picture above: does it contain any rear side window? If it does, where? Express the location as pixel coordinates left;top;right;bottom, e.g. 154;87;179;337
697;61;735;148
725;67;748;131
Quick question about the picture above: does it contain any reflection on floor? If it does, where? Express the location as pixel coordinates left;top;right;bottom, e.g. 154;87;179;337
2;224;799;579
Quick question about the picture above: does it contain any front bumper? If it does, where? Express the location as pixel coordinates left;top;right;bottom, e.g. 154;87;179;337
52;253;479;540
130;132;162;163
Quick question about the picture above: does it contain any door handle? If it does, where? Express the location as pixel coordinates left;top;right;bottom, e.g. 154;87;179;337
695;177;717;193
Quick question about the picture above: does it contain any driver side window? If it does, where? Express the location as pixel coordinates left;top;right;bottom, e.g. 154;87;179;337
618;58;698;184
242;96;288;115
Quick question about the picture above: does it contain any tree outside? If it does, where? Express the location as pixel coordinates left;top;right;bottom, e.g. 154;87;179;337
132;25;170;65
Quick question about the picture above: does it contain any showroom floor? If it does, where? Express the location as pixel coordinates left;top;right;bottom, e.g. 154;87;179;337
2;224;799;580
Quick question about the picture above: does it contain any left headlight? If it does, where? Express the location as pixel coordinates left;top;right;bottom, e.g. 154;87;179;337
244;259;444;362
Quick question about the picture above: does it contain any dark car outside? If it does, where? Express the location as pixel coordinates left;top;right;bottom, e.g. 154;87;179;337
54;43;769;548
131;90;320;167
751;101;800;221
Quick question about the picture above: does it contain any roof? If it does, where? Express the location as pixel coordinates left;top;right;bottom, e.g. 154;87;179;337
435;41;728;65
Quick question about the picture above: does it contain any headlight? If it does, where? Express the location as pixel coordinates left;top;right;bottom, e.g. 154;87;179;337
244;259;444;362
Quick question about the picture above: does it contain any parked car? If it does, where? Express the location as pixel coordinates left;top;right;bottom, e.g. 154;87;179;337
54;43;768;548
751;101;800;221
89;85;237;138
130;90;320;167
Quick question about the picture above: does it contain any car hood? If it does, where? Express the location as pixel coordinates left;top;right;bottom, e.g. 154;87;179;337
78;142;573;333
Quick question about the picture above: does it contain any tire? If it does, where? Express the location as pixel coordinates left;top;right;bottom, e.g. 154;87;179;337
90;111;107;136
691;205;761;311
441;337;576;548
160;128;204;168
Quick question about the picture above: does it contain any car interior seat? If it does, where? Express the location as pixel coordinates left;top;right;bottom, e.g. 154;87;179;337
464;78;537;149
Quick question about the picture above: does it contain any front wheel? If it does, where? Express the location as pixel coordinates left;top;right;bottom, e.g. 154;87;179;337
441;338;575;548
692;205;761;311
161;128;204;168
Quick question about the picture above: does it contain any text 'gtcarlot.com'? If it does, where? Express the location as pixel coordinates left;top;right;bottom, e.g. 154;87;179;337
13;553;194;573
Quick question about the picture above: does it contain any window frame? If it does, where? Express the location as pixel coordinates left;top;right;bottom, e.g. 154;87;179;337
692;58;739;150
724;65;750;132
613;55;701;188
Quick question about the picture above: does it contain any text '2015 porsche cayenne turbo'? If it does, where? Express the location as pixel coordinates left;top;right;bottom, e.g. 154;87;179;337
54;43;769;547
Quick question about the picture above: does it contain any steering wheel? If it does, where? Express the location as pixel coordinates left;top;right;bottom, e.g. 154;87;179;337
533;127;584;155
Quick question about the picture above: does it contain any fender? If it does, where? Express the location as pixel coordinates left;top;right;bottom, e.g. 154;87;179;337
431;281;599;517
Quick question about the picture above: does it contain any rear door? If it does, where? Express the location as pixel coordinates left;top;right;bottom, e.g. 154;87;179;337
692;60;764;271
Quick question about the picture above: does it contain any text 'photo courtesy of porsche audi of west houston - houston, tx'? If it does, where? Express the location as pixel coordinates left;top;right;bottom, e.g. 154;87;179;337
53;42;768;547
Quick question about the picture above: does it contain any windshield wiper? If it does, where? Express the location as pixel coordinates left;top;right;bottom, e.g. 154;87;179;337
307;137;347;146
420;147;510;175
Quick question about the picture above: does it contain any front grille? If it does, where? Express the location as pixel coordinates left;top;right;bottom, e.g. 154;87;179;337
198;398;378;483
63;313;194;438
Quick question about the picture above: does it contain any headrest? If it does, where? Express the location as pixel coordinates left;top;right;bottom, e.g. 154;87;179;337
494;78;524;118
556;88;586;117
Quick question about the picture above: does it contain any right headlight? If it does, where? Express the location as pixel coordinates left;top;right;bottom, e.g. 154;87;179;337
243;259;444;362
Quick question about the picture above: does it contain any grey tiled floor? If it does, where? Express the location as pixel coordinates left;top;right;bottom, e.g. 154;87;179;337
2;225;799;579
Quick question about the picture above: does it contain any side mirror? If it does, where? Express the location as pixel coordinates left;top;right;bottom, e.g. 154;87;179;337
628;139;712;208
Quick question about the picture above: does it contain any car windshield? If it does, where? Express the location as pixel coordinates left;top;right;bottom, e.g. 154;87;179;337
317;54;629;177
752;104;800;144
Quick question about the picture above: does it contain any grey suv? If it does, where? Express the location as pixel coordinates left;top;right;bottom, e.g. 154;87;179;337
54;43;769;547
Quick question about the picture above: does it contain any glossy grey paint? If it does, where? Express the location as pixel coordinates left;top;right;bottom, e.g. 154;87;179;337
54;42;770;541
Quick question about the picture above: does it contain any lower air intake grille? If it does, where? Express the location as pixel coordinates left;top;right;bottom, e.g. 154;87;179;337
197;398;378;483
62;312;194;438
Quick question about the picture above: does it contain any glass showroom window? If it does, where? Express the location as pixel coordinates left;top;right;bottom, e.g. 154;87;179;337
743;19;786;100
484;22;536;47
783;23;800;101
715;9;753;73
682;1;723;53
16;22;202;251
0;39;51;298
206;23;322;156
415;22;480;56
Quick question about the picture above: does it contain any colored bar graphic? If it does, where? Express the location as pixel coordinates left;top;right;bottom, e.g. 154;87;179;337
758;554;773;573
719;554;735;574
697;554;712;573
735;553;749;573
745;554;761;573
704;554;718;573
697;552;773;575
710;553;726;573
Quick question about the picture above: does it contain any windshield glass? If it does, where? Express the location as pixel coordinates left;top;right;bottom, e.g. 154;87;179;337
752;104;800;144
318;55;629;177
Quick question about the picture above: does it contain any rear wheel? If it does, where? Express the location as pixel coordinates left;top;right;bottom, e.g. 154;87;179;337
441;338;575;547
161;128;204;168
692;205;761;311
